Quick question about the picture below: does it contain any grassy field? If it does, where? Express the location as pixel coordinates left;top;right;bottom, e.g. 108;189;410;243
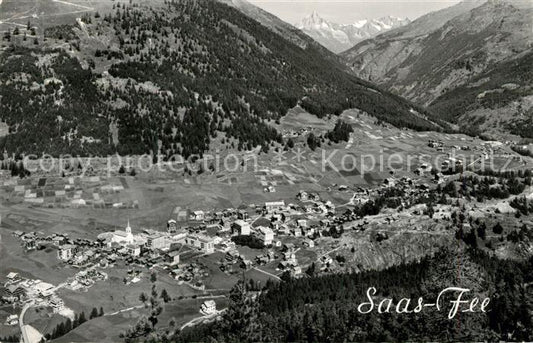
24;307;65;338
0;305;20;338
0;108;527;238
0;224;75;285
55;295;230;342
57;263;203;314
0;0;166;32
54;313;135;343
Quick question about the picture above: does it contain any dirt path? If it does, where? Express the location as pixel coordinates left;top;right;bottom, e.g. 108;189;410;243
179;309;225;331
252;266;281;281
105;304;144;317
52;0;93;11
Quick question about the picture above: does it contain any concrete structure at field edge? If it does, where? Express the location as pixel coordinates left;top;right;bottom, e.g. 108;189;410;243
200;300;217;315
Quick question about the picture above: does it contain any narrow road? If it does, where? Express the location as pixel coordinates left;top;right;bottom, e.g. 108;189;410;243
316;246;343;262
466;156;484;168
252;266;281;281
104;294;227;317
338;192;358;208
52;0;94;10
19;302;31;330
105;304;144;317
19;303;44;343
191;294;227;300
180;309;226;331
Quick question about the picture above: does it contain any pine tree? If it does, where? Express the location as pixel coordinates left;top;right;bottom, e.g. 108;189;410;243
78;311;87;325
140;292;148;303
90;307;99;319
160;289;170;303
493;222;504;234
286;138;294;149
65;318;72;332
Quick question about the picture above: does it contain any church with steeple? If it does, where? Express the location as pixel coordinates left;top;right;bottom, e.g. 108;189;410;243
98;220;146;246
110;220;134;244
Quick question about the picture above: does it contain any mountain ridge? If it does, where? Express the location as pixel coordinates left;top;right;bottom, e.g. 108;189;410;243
296;11;410;53
217;0;312;50
341;0;533;138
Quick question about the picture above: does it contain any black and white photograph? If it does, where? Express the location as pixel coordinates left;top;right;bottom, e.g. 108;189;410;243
0;0;532;341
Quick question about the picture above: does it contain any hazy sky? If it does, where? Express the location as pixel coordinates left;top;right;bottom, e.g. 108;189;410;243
248;0;463;24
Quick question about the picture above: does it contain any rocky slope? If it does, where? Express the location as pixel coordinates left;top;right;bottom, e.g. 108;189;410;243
341;0;487;87
341;0;533;138
296;11;410;53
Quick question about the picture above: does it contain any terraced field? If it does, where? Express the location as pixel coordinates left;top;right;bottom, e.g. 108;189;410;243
0;0;94;31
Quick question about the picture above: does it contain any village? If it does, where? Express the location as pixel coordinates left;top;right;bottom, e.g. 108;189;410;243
2;167;448;298
0;110;531;342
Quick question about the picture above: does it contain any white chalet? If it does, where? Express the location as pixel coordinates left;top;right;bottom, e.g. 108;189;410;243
185;234;215;254
200;300;217;315
191;211;205;221
257;226;274;245
265;201;285;212
57;244;75;261
232;220;251;236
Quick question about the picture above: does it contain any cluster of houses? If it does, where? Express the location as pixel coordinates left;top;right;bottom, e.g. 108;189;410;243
278;243;302;276
0;273;74;320
172;262;208;290
66;268;108;291
281;127;311;139
8;176;448;301
0;273;26;304
11;168;456;291
157;197;342;277
428;139;445;150
427;138;529;173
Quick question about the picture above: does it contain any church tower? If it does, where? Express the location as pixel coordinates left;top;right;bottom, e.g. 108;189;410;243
125;220;134;243
126;220;132;235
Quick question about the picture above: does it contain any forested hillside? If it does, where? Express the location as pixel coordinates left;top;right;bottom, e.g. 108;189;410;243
428;51;533;138
0;0;442;158
171;248;533;342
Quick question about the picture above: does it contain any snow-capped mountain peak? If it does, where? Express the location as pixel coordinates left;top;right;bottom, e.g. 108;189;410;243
297;11;330;30
353;19;368;28
296;12;411;53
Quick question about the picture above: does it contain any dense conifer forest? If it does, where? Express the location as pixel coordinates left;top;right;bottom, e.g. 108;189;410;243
168;248;533;342
0;0;443;158
428;51;533;137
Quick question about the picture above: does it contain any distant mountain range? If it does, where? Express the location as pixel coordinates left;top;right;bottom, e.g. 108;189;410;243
342;0;533;139
296;11;410;53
